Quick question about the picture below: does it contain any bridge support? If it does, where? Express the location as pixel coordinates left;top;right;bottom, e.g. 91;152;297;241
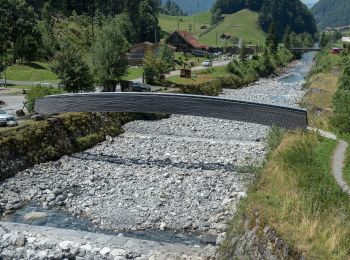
35;93;308;129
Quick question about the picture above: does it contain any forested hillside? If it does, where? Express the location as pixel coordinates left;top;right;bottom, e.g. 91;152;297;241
24;0;160;43
212;0;317;38
312;0;350;28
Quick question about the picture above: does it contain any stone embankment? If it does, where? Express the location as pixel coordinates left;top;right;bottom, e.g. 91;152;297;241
0;70;306;259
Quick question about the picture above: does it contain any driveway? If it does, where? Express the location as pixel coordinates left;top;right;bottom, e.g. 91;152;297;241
0;94;25;113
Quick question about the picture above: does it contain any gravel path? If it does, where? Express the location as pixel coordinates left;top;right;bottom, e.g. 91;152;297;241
0;67;308;259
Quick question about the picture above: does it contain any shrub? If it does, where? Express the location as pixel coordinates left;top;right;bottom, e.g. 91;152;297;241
25;86;63;113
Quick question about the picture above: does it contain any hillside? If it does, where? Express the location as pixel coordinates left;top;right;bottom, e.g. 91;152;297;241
159;12;212;35
159;9;265;47
199;9;265;47
165;0;215;15
312;0;350;28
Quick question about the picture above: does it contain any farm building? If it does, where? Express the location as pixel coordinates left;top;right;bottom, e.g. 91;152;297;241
127;42;176;66
166;31;208;52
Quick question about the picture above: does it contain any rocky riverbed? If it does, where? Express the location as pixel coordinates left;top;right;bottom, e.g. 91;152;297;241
0;64;308;259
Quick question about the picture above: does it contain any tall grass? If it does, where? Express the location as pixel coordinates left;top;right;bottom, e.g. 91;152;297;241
223;131;350;258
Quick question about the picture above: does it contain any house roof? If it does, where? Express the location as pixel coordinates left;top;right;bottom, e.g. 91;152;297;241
175;30;208;49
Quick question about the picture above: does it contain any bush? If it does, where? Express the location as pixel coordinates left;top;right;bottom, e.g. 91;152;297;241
25;86;63;113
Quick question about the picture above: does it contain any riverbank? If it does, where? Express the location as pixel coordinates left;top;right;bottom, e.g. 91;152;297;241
219;50;350;259
0;112;167;181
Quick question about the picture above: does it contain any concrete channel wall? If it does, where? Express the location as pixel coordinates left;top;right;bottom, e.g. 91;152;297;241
35;93;308;129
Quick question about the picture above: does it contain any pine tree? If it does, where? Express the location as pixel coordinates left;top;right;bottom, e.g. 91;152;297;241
266;23;278;55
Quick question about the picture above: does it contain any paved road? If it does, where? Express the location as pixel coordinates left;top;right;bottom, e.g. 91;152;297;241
6;80;58;87
0;95;25;113
133;60;230;83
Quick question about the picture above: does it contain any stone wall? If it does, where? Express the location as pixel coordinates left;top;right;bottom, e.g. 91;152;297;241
0;112;165;181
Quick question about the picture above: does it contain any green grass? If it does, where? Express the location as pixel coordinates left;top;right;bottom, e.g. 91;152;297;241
122;67;143;81
159;12;212;36
222;131;350;259
159;9;265;48
6;62;58;83
167;66;230;85
198;9;265;47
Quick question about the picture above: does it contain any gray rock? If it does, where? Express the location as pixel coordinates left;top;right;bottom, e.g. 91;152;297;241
23;212;48;221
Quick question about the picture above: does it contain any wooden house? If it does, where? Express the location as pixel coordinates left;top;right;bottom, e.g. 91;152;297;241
166;31;208;52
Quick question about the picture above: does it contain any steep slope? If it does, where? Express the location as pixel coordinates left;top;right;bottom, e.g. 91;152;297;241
312;0;350;28
199;9;265;46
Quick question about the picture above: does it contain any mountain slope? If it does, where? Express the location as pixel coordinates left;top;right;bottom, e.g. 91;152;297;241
312;0;350;28
199;9;265;46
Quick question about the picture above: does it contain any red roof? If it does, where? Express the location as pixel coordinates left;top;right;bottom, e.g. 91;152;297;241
176;30;207;49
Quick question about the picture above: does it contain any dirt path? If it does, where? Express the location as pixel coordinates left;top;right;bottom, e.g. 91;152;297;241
332;140;350;194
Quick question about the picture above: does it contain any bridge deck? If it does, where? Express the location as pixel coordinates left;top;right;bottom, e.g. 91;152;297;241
35;93;308;129
288;48;321;52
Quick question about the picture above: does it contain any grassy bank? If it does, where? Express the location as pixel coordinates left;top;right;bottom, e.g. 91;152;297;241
221;130;350;258
6;62;58;83
302;51;342;130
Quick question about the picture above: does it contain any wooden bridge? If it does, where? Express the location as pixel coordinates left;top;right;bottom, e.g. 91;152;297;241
35;92;308;129
288;47;321;52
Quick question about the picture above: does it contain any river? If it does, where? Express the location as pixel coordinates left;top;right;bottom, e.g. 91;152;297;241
0;52;315;259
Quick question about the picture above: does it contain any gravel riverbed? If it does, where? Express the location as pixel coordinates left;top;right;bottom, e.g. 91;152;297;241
0;70;307;259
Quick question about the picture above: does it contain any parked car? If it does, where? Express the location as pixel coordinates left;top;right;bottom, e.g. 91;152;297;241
0;110;16;127
131;82;151;92
201;60;213;67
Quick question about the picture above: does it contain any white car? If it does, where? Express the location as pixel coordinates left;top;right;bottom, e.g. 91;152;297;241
0;110;16;127
202;60;213;67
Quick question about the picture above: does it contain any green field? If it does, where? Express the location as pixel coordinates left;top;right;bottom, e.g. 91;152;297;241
159;12;212;36
6;62;58;83
168;66;230;85
159;9;265;48
199;9;265;47
122;67;143;81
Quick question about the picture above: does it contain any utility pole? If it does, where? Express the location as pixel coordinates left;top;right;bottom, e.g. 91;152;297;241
154;26;157;43
194;16;196;33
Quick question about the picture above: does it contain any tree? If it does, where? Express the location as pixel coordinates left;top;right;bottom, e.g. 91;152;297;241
143;43;175;83
143;50;160;84
0;0;42;63
239;41;248;62
266;23;278;55
40;0;57;58
158;43;175;74
283;27;291;49
93;17;129;92
52;42;94;93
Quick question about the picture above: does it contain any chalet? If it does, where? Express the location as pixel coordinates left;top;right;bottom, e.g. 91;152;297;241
166;31;208;52
127;42;176;66
127;42;154;66
332;47;342;54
